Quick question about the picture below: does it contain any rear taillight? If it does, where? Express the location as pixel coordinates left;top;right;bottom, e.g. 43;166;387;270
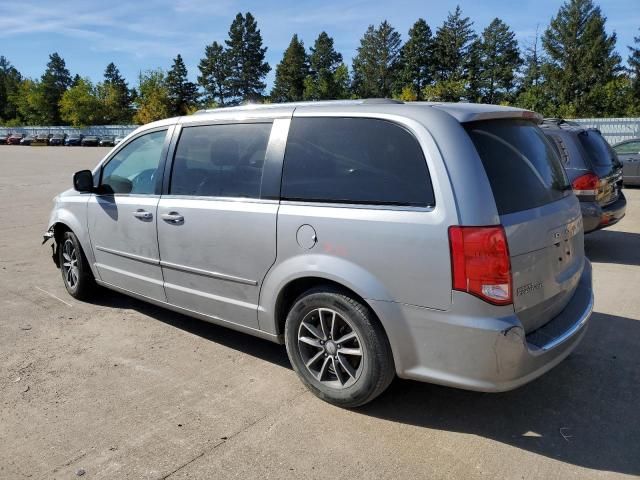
572;173;599;196
448;226;512;306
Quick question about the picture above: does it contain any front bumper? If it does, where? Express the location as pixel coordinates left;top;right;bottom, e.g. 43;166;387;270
370;260;593;392
581;192;626;233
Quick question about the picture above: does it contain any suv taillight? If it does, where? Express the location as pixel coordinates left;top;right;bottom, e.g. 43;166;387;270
448;226;512;306
572;173;599;196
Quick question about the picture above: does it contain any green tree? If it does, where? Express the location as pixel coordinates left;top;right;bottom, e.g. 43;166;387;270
225;12;271;102
515;30;550;114
476;18;522;104
433;6;476;83
198;41;231;107
397;19;433;100
166;54;199;115
133;69;170;124
542;0;621;117
59;78;104;127
303;31;346;100
13;79;48;125
103;62;134;123
0;56;22;123
352;21;402;98
628;28;640;113
39;53;72;124
271;34;309;102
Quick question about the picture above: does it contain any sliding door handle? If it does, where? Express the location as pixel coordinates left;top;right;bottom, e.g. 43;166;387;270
161;212;184;224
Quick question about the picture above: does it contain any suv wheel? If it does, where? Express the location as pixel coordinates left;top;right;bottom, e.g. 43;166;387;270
284;287;395;408
59;231;95;300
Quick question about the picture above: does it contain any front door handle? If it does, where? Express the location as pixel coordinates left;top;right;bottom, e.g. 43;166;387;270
161;212;184;224
133;209;153;220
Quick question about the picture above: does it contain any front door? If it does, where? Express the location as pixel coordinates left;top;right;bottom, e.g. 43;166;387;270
615;140;640;183
156;121;282;329
88;128;171;301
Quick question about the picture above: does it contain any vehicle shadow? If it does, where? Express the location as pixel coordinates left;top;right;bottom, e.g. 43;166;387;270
585;229;640;266
89;288;291;369
90;290;640;475
359;311;640;476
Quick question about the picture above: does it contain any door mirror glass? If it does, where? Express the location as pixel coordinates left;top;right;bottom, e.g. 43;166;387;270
73;170;94;192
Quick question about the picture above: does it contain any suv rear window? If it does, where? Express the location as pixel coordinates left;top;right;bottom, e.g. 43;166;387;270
465;119;570;215
281;117;434;207
577;130;615;167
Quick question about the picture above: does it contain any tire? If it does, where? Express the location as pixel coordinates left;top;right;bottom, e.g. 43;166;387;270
284;287;395;408
58;230;95;300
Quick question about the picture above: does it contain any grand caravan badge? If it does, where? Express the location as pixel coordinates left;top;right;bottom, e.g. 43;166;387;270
517;281;543;297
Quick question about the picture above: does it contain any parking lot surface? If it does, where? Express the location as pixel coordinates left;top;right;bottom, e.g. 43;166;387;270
0;146;639;479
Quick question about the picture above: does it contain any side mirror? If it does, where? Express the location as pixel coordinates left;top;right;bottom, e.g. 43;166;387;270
73;170;94;193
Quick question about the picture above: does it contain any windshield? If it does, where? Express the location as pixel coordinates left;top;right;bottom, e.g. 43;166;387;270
577;131;616;167
465;119;570;215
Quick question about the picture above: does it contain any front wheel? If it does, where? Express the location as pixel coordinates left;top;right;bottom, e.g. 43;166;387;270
58;231;95;300
284;287;395;408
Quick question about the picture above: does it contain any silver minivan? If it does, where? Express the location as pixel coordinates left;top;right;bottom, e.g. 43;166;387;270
44;100;594;407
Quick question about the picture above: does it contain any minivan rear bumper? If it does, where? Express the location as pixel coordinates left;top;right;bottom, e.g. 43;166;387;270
581;192;626;233
370;260;593;392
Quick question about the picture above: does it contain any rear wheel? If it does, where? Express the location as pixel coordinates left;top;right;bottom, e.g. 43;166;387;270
284;287;395;408
58;231;95;300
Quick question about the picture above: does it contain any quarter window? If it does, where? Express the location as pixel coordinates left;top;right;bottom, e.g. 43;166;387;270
101;130;167;194
614;141;640;155
281;117;434;207
170;123;272;198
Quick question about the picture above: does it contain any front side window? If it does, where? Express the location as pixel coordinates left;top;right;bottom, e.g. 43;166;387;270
170;123;272;198
614;141;640;155
281;117;434;207
100;130;167;194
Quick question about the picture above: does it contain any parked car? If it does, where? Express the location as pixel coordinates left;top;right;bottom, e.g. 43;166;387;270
65;134;83;146
20;135;35;146
541;119;626;233
99;136;116;147
49;133;67;146
612;138;640;186
0;133;9;144
44;101;594;407
114;136;125;145
7;133;24;145
81;135;100;146
32;134;51;146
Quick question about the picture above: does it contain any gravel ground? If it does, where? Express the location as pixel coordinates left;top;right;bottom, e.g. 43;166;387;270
0;145;639;479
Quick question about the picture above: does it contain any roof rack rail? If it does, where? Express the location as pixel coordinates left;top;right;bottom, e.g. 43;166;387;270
542;117;580;126
361;98;404;104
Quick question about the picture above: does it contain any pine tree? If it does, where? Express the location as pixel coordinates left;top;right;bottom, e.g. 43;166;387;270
40;52;72;124
103;62;133;123
303;31;345;100
198;41;231;107
476;18;522;104
166;54;199;115
542;0;621;116
225;12;271;103
629;28;640;109
515;29;550;113
432;6;476;83
0;56;22;122
397;19;433;100
271;34;309;102
352;21;402;98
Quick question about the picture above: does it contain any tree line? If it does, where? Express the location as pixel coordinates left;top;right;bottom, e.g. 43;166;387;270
1;0;639;127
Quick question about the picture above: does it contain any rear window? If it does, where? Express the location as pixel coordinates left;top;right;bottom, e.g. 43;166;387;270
577;131;615;167
281;117;434;207
465;119;570;215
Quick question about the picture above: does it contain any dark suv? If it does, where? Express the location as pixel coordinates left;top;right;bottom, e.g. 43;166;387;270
541;120;626;233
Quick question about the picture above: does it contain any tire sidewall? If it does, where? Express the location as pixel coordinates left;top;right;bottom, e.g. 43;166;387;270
285;291;386;407
59;231;90;298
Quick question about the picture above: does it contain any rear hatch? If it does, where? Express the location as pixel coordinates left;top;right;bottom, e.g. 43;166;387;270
465;119;584;333
576;130;623;206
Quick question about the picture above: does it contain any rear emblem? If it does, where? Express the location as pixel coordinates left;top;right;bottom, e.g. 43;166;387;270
516;282;543;297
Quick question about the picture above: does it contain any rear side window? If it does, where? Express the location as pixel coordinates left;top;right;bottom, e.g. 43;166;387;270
577;131;615;167
465;120;570;215
614;141;640;155
170;123;272;198
281;117;434;207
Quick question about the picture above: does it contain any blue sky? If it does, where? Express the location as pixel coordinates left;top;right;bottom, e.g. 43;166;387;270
1;0;638;90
